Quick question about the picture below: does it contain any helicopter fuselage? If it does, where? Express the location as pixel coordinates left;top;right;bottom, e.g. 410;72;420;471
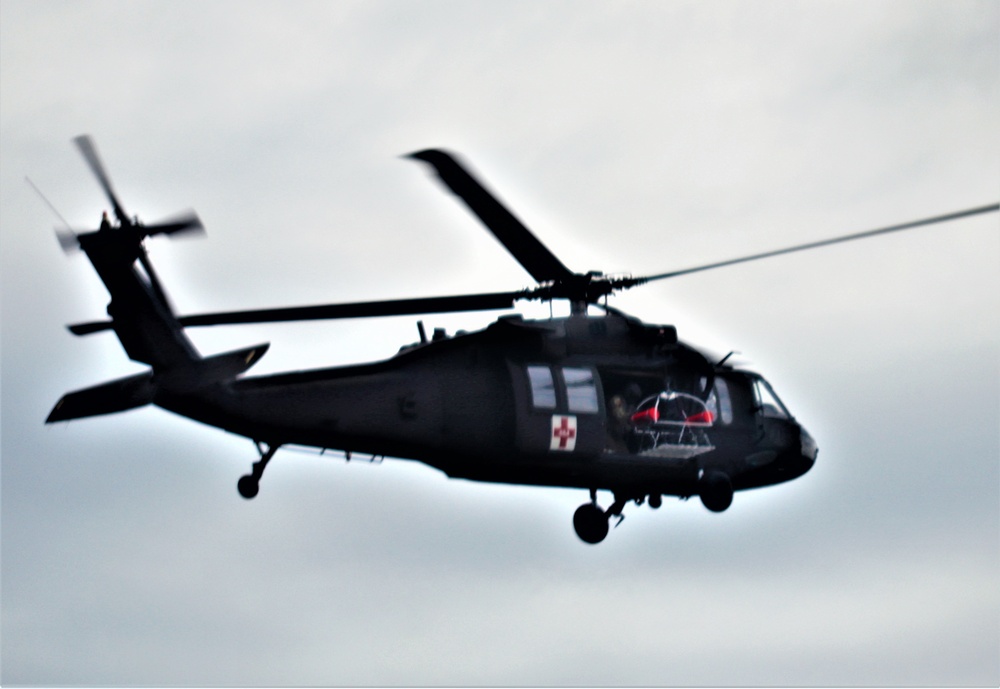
156;311;817;502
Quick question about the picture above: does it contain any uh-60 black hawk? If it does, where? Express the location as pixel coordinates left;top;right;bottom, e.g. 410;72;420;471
46;136;999;543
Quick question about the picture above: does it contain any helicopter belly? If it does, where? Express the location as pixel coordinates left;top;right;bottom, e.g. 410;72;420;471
441;450;702;496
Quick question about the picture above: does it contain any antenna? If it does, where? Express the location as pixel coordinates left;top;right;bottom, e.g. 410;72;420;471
25;177;73;229
718;351;740;367
26;177;80;252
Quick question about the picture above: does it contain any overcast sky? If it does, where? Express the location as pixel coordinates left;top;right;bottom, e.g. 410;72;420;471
2;1;998;686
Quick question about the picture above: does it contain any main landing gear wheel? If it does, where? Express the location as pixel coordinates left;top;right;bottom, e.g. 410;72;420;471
237;442;280;500
699;470;734;512
573;503;610;544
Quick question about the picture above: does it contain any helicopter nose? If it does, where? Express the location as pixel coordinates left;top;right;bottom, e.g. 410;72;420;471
800;428;818;467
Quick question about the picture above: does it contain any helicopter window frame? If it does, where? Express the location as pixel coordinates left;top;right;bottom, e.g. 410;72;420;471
527;365;557;410
562;367;600;414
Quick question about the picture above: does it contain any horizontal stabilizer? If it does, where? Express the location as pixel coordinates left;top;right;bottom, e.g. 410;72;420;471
68;320;114;336
46;344;269;423
46;371;155;423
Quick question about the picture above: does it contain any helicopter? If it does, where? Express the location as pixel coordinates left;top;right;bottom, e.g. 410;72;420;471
45;136;999;544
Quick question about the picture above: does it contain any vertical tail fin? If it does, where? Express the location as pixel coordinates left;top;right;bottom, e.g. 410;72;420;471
77;228;201;370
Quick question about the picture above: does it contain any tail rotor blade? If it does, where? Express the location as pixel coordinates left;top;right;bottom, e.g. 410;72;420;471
143;210;205;238
73;135;129;224
55;228;80;253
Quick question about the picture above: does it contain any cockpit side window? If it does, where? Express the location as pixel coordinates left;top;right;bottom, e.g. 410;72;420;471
527;365;556;409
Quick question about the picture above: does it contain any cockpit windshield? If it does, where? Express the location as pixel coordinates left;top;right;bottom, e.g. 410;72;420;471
753;376;791;419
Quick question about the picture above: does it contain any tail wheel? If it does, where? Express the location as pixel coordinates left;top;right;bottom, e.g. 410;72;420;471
236;442;280;500
573;503;610;544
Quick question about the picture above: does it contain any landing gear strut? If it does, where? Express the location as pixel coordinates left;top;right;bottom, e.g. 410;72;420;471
237;442;280;499
572;475;736;542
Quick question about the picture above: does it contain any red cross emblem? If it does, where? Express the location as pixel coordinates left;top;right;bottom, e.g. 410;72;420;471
550;415;577;451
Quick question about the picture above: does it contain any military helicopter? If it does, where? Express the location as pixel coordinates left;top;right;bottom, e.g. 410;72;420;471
45;136;998;543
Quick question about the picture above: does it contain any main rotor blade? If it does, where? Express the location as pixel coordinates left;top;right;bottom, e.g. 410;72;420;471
178;290;529;327
635;203;1000;284
68;290;530;335
408;149;574;284
73;135;129;225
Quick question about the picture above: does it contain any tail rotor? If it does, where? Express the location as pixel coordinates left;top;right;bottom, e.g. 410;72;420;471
70;135;205;246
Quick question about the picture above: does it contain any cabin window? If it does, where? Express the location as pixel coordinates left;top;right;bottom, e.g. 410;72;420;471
527;365;556;409
563;367;599;413
715;378;733;424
